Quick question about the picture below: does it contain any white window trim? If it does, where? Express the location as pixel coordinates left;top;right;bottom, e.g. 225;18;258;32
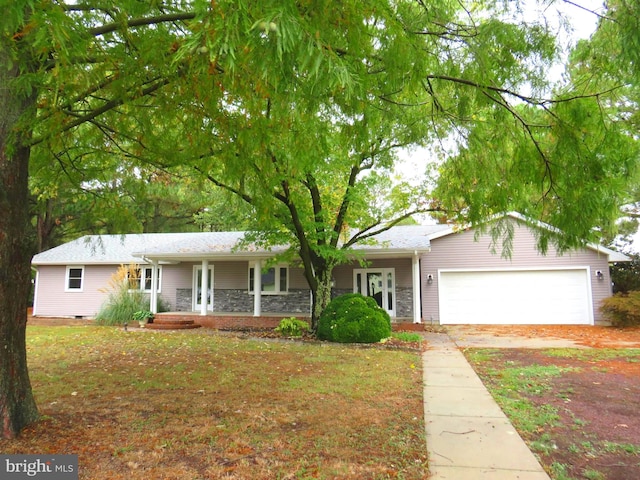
141;266;162;293
249;264;289;295
65;266;85;292
128;266;162;293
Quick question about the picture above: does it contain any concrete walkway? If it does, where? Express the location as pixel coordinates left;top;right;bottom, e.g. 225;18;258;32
423;332;551;479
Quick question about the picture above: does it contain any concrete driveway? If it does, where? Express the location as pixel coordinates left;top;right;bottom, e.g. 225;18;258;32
442;325;589;349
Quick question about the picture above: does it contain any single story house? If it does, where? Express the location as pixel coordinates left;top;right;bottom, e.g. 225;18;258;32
31;213;629;326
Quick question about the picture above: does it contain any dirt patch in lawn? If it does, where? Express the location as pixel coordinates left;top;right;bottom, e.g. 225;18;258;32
451;324;640;348
468;348;640;480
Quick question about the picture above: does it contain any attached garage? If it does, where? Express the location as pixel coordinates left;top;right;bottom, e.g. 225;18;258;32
438;268;593;325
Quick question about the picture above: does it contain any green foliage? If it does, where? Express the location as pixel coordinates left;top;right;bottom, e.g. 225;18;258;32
317;294;391;343
132;310;154;323
274;317;310;337
610;254;640;294
600;291;640;327
434;95;638;252
95;291;148;326
95;264;166;325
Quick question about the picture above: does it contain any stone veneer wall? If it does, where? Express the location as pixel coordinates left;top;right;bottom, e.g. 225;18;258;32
395;287;413;318
331;288;351;299
175;288;310;314
176;289;192;312
175;287;413;317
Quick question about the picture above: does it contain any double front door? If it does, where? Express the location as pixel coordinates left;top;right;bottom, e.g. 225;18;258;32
354;268;395;317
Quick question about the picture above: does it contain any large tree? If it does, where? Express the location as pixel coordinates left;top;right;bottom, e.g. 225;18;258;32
137;0;594;322
1;0;635;438
1;0;196;439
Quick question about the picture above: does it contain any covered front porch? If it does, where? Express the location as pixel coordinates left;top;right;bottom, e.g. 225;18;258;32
144;255;426;324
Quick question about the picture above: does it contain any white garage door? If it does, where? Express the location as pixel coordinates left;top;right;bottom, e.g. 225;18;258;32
439;269;593;325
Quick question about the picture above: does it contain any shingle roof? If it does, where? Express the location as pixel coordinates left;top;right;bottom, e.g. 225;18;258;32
32;224;451;265
349;224;450;251
31;233;205;265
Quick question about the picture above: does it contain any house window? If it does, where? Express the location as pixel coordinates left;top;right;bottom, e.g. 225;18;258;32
129;266;162;292
141;266;162;292
66;266;84;292
249;265;288;294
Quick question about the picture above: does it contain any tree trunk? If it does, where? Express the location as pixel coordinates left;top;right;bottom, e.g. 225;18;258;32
0;48;39;439
310;265;334;332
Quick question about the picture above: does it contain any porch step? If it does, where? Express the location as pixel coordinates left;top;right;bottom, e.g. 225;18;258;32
146;316;202;330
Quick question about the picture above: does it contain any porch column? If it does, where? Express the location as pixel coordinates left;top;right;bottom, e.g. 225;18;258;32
150;261;159;314
253;259;262;317
412;253;421;323
200;259;209;316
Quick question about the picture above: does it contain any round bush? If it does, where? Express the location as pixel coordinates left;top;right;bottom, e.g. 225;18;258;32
317;293;391;343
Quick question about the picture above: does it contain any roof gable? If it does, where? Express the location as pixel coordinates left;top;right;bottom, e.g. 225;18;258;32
429;212;630;262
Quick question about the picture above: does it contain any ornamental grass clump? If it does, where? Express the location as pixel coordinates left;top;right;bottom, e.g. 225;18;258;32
317;293;391;343
95;263;168;325
95;264;148;325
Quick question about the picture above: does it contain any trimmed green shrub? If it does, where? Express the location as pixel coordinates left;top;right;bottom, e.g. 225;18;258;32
600;291;640;327
274;317;310;337
317;293;391;343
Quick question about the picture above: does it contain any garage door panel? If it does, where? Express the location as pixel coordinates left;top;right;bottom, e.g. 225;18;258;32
439;269;592;325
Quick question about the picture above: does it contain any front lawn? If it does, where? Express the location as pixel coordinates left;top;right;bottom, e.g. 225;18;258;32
1;326;428;479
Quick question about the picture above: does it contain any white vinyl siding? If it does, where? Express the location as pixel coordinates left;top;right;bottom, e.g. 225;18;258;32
35;265;118;317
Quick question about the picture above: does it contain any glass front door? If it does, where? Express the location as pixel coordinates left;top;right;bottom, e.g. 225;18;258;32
354;268;395;316
194;266;214;311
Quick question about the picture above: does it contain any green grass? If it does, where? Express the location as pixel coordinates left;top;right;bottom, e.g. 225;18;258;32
603;441;640;455
544;348;640;361
7;326;429;480
390;331;423;342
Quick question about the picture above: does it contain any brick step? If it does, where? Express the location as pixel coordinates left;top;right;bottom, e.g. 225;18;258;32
152;317;199;325
146;322;202;330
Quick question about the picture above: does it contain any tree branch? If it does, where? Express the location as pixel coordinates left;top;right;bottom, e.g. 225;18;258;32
426;74;622;106
193;166;254;205
331;164;361;248
343;206;445;248
30;77;170;146
88;12;196;37
303;173;326;244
